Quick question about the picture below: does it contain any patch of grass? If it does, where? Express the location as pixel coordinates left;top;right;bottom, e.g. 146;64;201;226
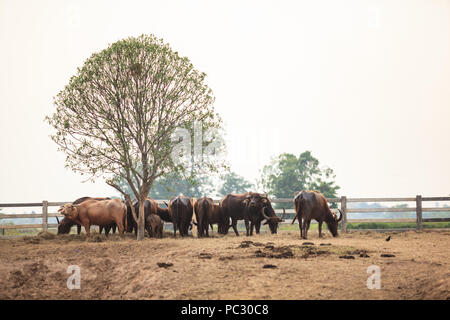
347;222;450;229
279;221;450;231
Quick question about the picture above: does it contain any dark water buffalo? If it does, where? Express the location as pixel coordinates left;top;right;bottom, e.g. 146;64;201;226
220;192;283;236
58;199;127;237
99;224;117;236
168;195;193;237
292;190;343;239
193;197;227;237
256;204;286;235
193;197;210;237
56;216;81;235
125;198;171;236
57;197;110;235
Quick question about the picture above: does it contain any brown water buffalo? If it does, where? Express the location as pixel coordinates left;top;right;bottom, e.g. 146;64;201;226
221;192;283;236
168;195;193;237
193;197;227;237
58;199;127;237
145;214;164;238
57;197;110;235
292;190;342;239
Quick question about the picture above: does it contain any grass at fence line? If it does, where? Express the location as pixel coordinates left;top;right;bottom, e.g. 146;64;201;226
279;221;450;231
346;221;450;229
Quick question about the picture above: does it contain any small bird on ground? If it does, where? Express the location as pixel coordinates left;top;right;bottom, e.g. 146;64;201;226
386;235;391;241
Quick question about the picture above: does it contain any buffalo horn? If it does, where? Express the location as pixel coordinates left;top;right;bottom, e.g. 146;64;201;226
260;206;270;220
337;208;343;222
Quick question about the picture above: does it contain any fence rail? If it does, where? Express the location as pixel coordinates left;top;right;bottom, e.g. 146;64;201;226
1;195;450;235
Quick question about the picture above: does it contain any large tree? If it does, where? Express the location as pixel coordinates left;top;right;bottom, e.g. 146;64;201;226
46;34;224;240
261;151;340;208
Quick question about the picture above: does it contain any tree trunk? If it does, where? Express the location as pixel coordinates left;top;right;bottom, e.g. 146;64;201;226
137;199;145;240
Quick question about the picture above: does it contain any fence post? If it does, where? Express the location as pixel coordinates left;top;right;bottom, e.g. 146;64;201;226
416;195;423;232
340;196;347;233
42;200;48;232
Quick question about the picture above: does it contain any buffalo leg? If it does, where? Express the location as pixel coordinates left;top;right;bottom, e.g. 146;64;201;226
198;219;204;238
244;219;250;236
318;221;323;238
205;221;209;237
112;224;117;234
255;221;261;234
117;220;124;236
249;221;254;236
173;222;177;238
298;221;302;239
180;222;186;237
231;218;239;236
77;224;82;235
298;217;303;239
84;224;91;238
303;219;311;239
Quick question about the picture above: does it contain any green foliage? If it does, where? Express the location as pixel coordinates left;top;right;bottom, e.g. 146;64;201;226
261;151;340;207
217;172;253;197
117;172;213;199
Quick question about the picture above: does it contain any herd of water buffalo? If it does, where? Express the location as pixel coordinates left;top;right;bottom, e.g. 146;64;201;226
56;190;343;240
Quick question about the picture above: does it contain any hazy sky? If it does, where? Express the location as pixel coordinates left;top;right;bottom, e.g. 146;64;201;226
0;0;449;203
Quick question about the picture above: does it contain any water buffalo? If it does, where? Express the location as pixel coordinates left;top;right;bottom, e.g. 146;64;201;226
125;198;171;236
292;190;342;239
168;195;193;237
145;214;164;238
57;197;110;235
193;197;228;237
56;216;81;235
99;224;117;236
58;198;127;237
221;192;283;236
257;205;286;235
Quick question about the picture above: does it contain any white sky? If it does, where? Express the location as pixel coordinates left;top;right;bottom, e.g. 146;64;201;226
0;0;449;203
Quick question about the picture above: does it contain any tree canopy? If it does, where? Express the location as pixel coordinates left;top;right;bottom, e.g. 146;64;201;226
117;172;213;200
261;151;340;207
46;34;224;239
217;172;253;197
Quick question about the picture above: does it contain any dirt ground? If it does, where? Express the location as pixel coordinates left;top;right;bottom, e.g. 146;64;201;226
0;229;449;300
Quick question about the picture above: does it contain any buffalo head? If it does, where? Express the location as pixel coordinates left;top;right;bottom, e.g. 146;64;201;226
58;203;79;220
56;216;72;234
325;208;343;237
261;206;286;234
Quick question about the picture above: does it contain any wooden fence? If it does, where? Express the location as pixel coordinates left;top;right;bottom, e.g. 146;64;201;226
1;196;450;236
